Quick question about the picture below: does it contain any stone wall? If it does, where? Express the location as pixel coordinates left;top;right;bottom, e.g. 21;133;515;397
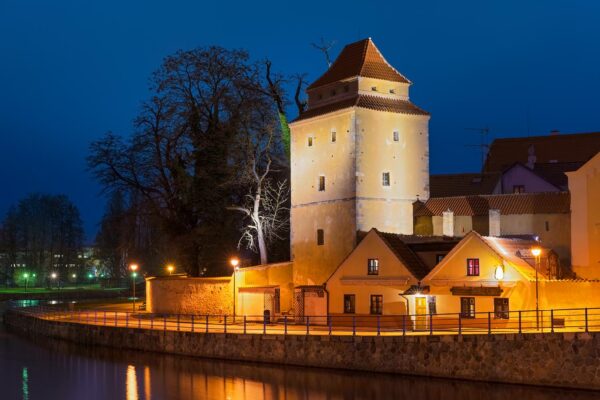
6;310;600;390
146;276;232;315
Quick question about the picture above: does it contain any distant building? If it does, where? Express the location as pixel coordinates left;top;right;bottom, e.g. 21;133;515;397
567;152;600;279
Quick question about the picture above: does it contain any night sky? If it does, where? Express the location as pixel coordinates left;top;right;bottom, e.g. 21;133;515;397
1;0;599;240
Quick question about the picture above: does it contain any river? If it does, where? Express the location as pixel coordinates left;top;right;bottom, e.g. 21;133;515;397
1;305;598;399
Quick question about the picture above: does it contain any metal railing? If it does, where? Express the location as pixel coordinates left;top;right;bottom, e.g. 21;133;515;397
10;304;600;337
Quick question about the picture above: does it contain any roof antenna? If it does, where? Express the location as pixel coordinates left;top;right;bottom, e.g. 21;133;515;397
465;127;490;171
311;37;336;68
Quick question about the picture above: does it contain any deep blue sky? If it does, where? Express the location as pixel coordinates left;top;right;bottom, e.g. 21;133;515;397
1;0;599;240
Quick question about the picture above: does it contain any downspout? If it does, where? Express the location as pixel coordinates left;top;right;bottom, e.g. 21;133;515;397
323;282;330;317
399;292;410;316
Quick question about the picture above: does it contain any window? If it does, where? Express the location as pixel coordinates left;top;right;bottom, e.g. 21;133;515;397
545;221;550;231
344;294;355;314
435;254;445;264
513;185;525;193
393;131;399;142
367;258;379;275
370;295;383;315
460;297;475;318
330;89;337;96
318;176;325;191
389;89;395;94
317;229;324;245
331;130;337;143
308;136;313;147
371;86;377;91
467;258;480;276
428;296;437;315
494;298;509;319
382;172;390;186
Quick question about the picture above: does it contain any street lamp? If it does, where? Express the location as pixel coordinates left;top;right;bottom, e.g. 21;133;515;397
23;273;29;292
230;258;240;321
51;272;58;289
531;247;542;330
130;263;138;312
167;264;174;275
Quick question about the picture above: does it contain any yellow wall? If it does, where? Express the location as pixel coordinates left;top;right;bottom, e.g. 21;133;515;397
568;152;600;278
326;230;418;315
235;262;294;314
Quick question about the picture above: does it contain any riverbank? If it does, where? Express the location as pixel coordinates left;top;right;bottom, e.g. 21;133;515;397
0;287;126;301
5;309;600;390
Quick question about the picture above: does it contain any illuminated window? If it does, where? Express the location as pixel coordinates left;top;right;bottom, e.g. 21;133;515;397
318;175;325;191
513;185;525;193
367;258;379;275
467;258;479;276
370;295;383;315
460;297;475;318
393;131;399;142
317;229;324;245
382;172;390;186
308;136;313;147
343;294;355;314
331;130;337;143
494;298;509;319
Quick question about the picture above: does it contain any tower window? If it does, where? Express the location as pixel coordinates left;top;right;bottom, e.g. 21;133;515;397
317;229;324;245
393;131;399;142
308;136;313;147
389;88;395;94
368;258;379;275
382;172;390;186
545;221;550;231
318;175;325;191
371;86;377;91
331;130;337;143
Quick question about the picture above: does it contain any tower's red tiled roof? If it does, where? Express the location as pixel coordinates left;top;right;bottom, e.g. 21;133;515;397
307;38;410;90
292;94;428;122
414;192;570;217
429;172;501;198
483;131;600;173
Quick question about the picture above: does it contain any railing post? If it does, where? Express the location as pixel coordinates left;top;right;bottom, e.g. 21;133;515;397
243;316;247;334
163;316;167;332
488;312;491;335
551;309;555;333
518;311;522;334
377;315;381;336
150;315;154;329
103;311;106;326
284;315;288;335
306;316;310;335
224;315;227;334
458;314;462;335
126;312;129;328
138;314;141;329
585;308;589;333
191;315;194;333
352;316;356;336
115;311;118;327
177;314;180;332
206;315;209;333
402;314;406;336
263;315;267;334
541;310;544;333
429;313;433;335
328;316;332;336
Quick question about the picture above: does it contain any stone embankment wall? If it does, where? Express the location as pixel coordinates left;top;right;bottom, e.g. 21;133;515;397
5;310;600;390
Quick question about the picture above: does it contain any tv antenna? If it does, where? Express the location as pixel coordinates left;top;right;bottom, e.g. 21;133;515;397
465;127;490;170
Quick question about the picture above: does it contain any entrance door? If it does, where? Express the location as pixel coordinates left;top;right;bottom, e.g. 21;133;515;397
415;297;427;331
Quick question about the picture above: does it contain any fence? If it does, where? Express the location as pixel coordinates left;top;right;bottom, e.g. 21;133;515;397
9;303;600;337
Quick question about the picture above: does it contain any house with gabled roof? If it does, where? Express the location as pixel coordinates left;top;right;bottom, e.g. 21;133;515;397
325;228;458;327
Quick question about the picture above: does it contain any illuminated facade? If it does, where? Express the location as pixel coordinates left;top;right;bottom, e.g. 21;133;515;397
289;38;430;286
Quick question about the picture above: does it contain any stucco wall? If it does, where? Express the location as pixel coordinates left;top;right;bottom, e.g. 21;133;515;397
237;262;294;314
146;277;232;315
7;310;600;390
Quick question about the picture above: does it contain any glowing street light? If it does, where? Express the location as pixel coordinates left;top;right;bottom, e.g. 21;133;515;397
230;258;240;321
23;273;29;292
166;264;175;275
72;273;77;279
531;247;542;330
130;263;139;312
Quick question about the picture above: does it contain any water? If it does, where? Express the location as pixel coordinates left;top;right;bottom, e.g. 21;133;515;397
1;308;599;399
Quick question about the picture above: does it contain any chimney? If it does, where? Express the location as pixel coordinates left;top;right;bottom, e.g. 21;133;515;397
442;210;454;237
526;144;536;169
489;209;501;237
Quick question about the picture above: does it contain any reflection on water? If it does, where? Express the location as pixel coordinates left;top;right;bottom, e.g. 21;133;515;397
0;323;598;400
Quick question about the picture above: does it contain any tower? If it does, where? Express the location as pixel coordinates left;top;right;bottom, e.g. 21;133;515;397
289;38;430;286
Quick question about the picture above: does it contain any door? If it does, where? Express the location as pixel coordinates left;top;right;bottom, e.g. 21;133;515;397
415;297;427;331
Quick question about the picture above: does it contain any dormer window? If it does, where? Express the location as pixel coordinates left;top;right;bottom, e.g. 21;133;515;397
371;86;377;91
331;89;337;96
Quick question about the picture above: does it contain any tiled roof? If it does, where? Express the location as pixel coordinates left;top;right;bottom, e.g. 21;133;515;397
292;94;428;122
308;38;410;90
532;161;585;189
483;132;600;173
375;231;432;280
414;192;570;217
429;173;501;197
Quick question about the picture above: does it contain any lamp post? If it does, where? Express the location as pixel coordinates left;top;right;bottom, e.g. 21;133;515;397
167;264;174;275
23;273;29;292
130;263;138;312
51;272;58;290
531;247;541;330
230;258;239;321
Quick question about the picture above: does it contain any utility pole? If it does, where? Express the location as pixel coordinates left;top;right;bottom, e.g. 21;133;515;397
465;127;490;170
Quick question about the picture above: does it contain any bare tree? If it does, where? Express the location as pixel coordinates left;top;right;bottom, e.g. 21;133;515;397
311;37;336;67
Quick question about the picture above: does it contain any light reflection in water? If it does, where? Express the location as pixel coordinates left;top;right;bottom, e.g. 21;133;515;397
21;367;29;400
126;365;138;400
